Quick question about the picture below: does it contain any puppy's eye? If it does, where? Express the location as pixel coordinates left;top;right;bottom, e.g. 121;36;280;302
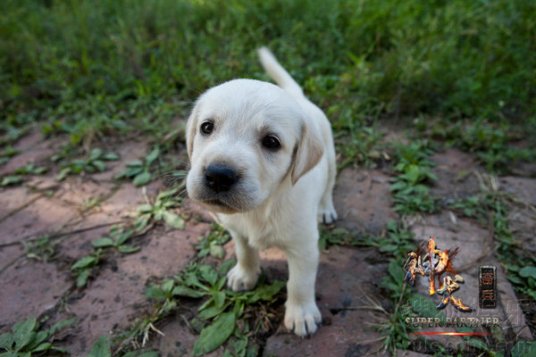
200;121;214;135
261;134;281;151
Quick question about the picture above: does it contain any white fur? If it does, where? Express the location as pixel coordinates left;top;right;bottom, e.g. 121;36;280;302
185;47;337;336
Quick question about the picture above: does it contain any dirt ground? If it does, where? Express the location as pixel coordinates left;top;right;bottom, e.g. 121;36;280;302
1;128;534;356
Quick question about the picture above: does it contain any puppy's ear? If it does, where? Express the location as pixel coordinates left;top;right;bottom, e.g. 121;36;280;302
185;104;199;160
291;120;324;185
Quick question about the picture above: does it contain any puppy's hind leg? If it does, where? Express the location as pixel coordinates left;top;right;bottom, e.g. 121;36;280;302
227;231;260;291
318;146;338;224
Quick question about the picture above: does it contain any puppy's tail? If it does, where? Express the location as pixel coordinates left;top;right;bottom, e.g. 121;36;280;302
258;47;304;98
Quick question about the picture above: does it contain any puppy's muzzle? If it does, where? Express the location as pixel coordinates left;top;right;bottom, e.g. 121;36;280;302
204;163;240;193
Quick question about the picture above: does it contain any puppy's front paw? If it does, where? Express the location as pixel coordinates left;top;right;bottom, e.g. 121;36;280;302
284;302;322;337
227;264;259;291
318;202;338;224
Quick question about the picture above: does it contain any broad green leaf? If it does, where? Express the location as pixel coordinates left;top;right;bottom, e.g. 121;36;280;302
153;209;163;221
12;317;37;351
162;299;178;315
134;214;151;231
247;281;285;303
92;160;106;172
216;276;226;291
390;181;407;191
88;336;111;357
49;318;76;335
25;330;48;350
519;266;536;279
508;274;524;285
33;342;52;352
1;175;23;187
126;160;144;167
163;211;184;229
71;256;97;270
233;301;245;318
71;160;86;169
136;204;154;214
103;152;119;161
117;164;143;179
404;164;422;184
133;171;151;186
199;265;218;286
56;168;71;181
198;296;215;313
209;244;225;259
387;260;405;282
184;272;207;291
0;332;13;349
34;167;47;174
157;187;179;200
228;335;248;357
198;305;228;321
464;337;489;351
172;286;206;298
381;281;400;292
525;289;536;300
145;286;167;301
0;352;21;357
114;229;132;245
90;148;103;160
193;312;236;356
512;340;536;357
76;269;90;288
145;147;160;165
213;291;226;308
118;245;140;254
507;264;520;272
162;279;175;293
92;238;114;248
409;294;446;322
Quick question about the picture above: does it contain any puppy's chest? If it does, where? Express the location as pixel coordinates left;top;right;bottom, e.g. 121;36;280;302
218;215;278;250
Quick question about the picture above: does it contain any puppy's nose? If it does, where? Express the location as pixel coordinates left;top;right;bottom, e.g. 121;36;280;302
204;164;239;193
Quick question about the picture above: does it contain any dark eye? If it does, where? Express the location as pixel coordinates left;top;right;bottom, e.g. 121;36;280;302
261;134;281;151
200;121;214;135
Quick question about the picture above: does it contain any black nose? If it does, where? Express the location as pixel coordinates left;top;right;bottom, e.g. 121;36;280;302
204;164;239;193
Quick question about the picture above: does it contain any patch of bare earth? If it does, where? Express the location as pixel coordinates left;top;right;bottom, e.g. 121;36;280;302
1;131;535;356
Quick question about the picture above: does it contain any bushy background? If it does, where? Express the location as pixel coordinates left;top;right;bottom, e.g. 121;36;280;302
2;0;535;122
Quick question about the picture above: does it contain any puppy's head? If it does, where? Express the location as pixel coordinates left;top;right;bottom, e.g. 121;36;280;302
185;79;323;213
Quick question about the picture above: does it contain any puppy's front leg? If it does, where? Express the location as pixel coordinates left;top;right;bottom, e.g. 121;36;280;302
284;238;322;336
227;231;260;291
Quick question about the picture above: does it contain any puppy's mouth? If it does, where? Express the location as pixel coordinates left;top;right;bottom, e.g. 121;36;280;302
198;198;241;214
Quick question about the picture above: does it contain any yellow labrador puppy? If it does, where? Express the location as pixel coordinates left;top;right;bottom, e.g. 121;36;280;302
185;48;337;336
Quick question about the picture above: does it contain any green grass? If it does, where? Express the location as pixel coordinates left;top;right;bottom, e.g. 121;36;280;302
196;224;231;260
415;118;536;173
70;186;187;289
1;0;536;158
390;141;438;215
0;316;75;356
114;260;284;356
56;148;118;180
450;186;536;301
